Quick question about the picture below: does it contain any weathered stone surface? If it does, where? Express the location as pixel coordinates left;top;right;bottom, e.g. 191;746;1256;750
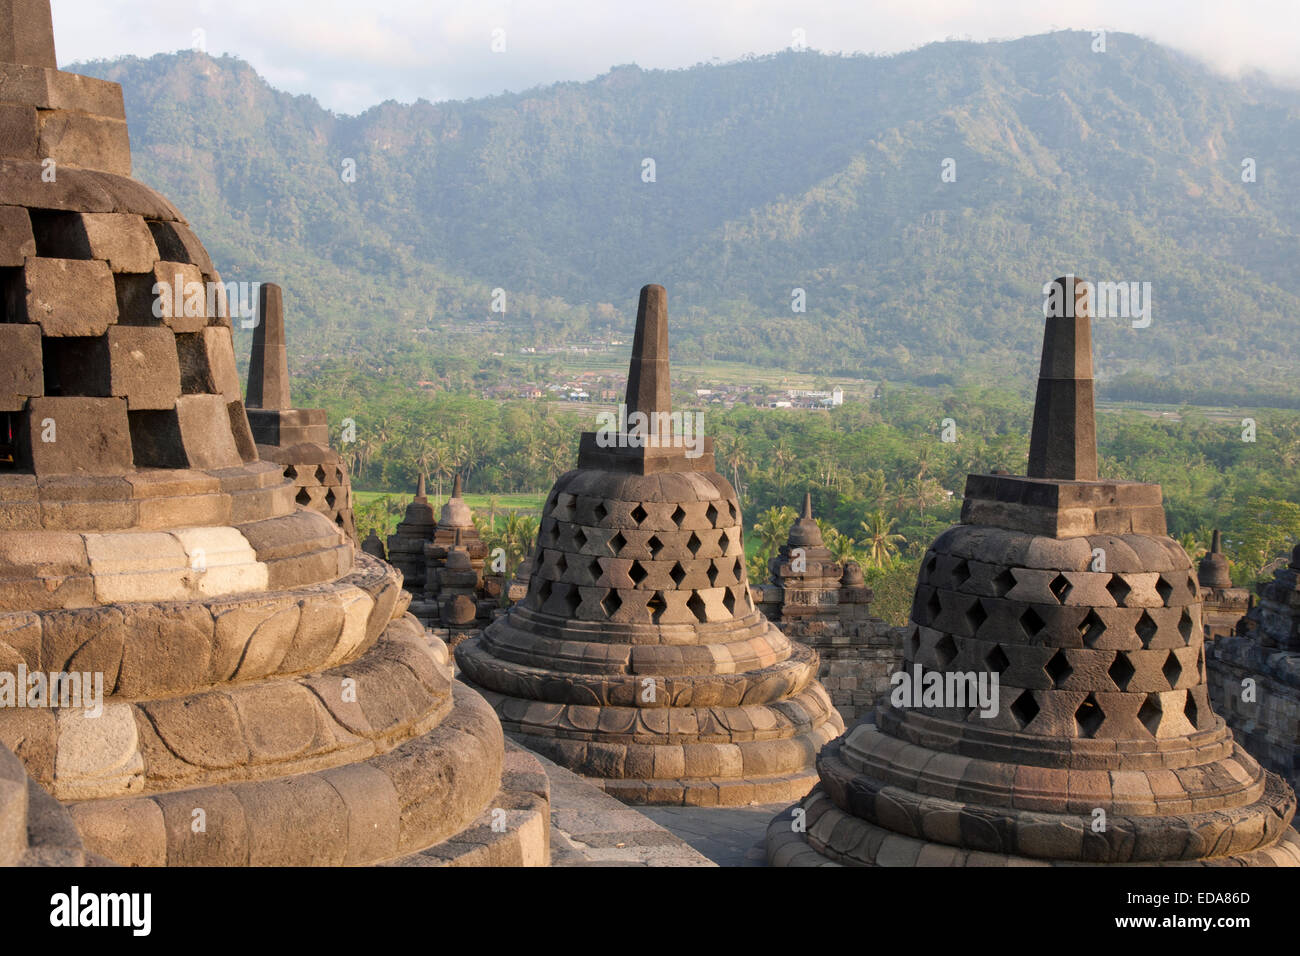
10;257;117;336
22;396;132;474
0;323;40;410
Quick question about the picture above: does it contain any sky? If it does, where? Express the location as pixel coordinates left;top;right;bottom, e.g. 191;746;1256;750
49;0;1300;115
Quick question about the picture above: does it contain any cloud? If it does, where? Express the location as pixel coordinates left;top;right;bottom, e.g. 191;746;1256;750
49;0;1300;114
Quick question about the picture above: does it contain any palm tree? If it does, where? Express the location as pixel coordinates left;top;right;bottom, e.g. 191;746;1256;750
826;531;860;565
860;510;905;569
754;505;797;557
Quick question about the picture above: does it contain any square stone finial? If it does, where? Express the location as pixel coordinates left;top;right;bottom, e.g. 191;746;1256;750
0;0;56;68
624;283;670;420
245;282;291;410
1027;274;1098;482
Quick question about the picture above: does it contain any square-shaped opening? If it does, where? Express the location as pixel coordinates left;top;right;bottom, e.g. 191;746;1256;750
113;272;164;327
0;267;23;323
28;210;92;260
128;408;187;468
41;336;111;397
0;411;21;470
175;332;214;393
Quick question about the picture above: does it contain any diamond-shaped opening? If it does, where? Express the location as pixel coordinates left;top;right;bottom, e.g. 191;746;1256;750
647;590;667;623
935;633;958;668
671;505;687;527
924;553;938;580
964;598;988;635
647;534;664;559
588;556;603;583
992;567;1017;597
1075;694;1104;737
1178;608;1194;643
687;591;707;622
562;584;582;617
707;562;720;587
718;530;731;553
1137;694;1162;736
572;526;588;550
324;488;337;508
706;502;720;526
537;578;554;606
314;465;327;483
1156;575;1173;606
985;644;1010;673
631;503;648;525
609;531;626;555
628;561;648;586
687;531;702;556
1162;651;1182;688
1049;573;1072;604
1135;610;1158;647
1045;649;1073;687
1019;606;1045;639
722;587;737;616
907;626;921;659
1108;652;1135;691
554;552;568;577
601;589;622;618
1184;691;1199;730
1078;609;1106;647
1010;690;1040;729
951;559;970;588
1106;574;1131;606
593;501;608;522
296;487;312;505
669;562;686;587
1197;644;1205;679
926;589;943;625
541;520;559;546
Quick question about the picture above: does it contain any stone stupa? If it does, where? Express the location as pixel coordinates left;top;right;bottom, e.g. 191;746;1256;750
1210;541;1300;794
457;284;844;805
245;282;356;542
767;276;1300;866
0;1;549;866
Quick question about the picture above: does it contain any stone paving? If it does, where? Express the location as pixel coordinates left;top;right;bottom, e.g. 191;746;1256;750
641;804;787;866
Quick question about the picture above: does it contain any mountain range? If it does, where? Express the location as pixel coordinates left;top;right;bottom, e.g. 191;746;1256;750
73;30;1300;403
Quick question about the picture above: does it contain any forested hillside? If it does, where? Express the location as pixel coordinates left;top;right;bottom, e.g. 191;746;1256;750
73;30;1300;403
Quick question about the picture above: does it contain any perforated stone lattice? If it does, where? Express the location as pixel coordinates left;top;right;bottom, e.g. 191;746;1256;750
525;490;751;625
903;533;1210;739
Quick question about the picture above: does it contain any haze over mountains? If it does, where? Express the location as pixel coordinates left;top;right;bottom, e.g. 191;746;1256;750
74;30;1300;403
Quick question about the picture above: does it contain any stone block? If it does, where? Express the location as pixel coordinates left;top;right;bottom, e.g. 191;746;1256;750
22;396;132;474
0;323;40;410
0;204;35;266
106;325;181;409
52;702;144;801
0;103;38;160
79;212;159;273
37;110;131;177
9;257;117;336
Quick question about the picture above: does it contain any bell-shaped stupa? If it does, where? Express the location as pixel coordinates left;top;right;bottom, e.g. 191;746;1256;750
767;276;1300;865
457;284;843;805
0;2;549;866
